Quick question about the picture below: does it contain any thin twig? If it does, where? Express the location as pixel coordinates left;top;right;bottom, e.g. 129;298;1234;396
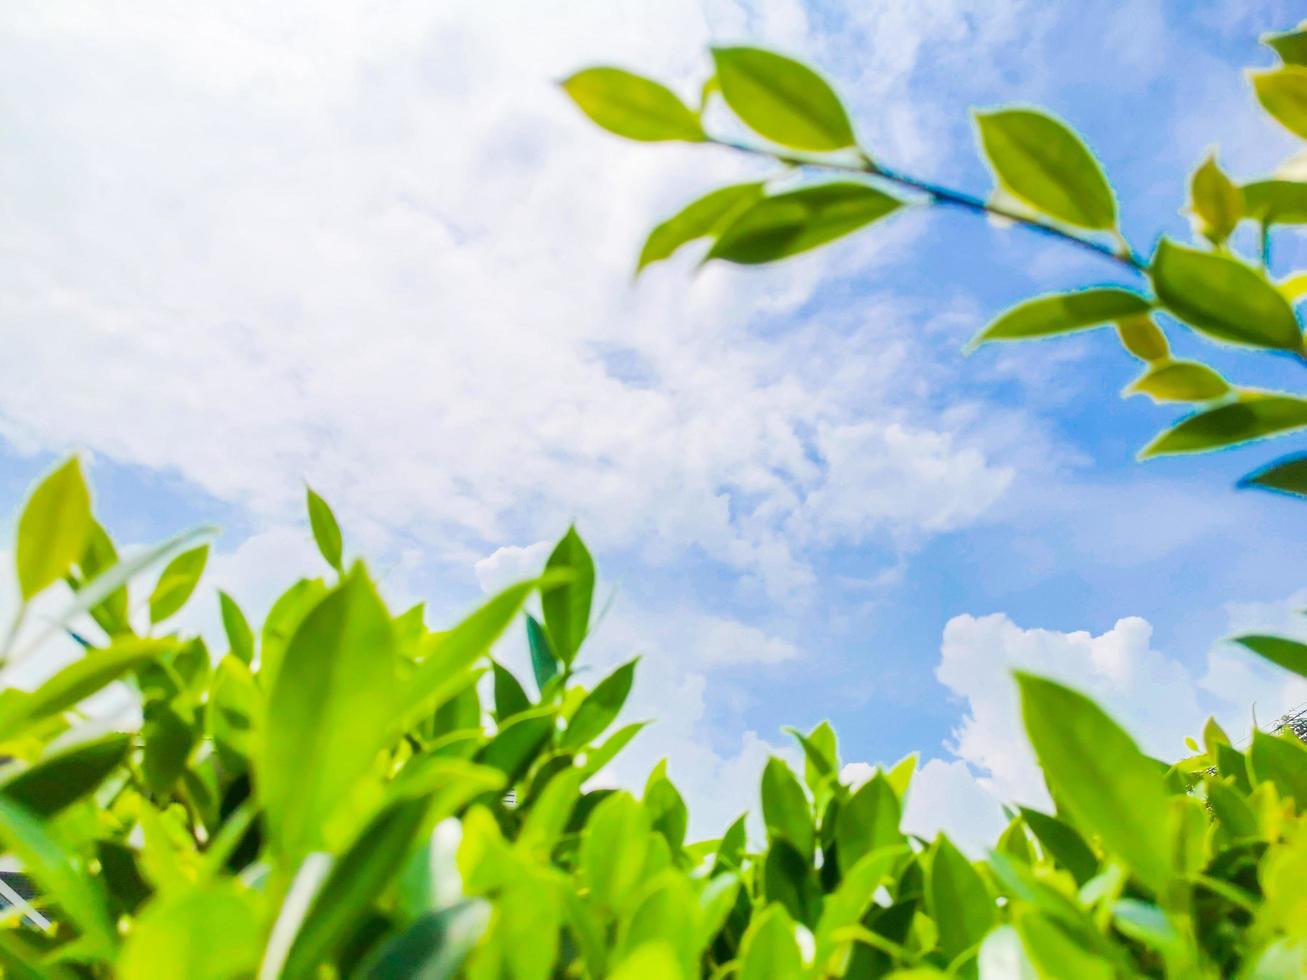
707;137;1148;275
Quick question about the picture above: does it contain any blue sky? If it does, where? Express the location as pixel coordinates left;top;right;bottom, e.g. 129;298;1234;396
2;0;1306;844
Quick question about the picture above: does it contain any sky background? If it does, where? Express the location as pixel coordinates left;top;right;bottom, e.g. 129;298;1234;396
3;0;1307;848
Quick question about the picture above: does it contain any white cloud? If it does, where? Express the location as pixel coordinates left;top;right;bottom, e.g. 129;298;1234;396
0;0;1023;604
899;595;1307;850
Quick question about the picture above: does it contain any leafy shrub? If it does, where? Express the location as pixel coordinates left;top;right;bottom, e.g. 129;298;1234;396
2;18;1307;980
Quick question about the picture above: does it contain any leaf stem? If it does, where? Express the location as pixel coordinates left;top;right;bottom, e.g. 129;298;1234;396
706;137;1148;275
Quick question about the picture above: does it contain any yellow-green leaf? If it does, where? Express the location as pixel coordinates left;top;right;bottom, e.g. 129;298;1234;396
16;456;92;600
1149;239;1303;350
1140;394;1307;457
710;47;856;151
1116;314;1170;362
638;182;766;272
708;182;901;264
1016;672;1172;894
969;288;1150;349
738;903;803;980
1242;180;1307;224
120;883;260;980
1252;66;1307;139
1189;154;1243;244
974;108;1117;230
928;835;996;960
306;486;344;572
148;545;209;624
562;68;705;143
1124;360;1230;403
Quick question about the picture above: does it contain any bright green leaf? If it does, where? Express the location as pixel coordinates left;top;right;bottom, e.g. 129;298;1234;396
120;883;260;980
928;835;995;960
1252;67;1307;139
1116;314;1170;362
639;182;766;272
1016;672;1171;894
710;47;856;151
562;68;705;143
761;756;814;858
707;182;902;264
969;288;1150;349
1017;807;1098;886
477;708;554;784
148;545;209;624
16;456;92;600
492;661;531;722
218;591;254;664
836;771;902;872
561;657;637;750
1149;239;1303;350
738;903;803;980
1189;153;1243;244
580;791;651;910
1249;730;1307;807
1243;179;1307;225
1235;633;1307;679
1014;909;1113;980
975;108;1117;229
306;486;344;572
542;526;594;665
1124;360;1230;403
1140;394;1307;457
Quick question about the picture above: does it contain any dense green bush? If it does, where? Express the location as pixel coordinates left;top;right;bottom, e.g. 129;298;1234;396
1;18;1306;980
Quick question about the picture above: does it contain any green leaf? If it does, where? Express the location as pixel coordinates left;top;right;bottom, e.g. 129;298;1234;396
526;614;559;694
710;47;855;151
1115;314;1170;362
1243;180;1307;224
1266;26;1307;65
639;182;767;272
306;486;344;572
1234;634;1307;679
763;839;823;927
1140;394;1307;457
1016;672;1172;894
402;579;540;724
815;845;907;958
580;791;651;910
836;771;902;872
218;591;255;664
148;545;209;624
1205;779;1260;840
0;795;116;958
929;835;996;960
1189;153;1243;244
974;108;1117;229
0;638;174;741
969;288;1150;349
260;568;399;859
542;526;594;665
561;657;637;750
761;756;814;859
1149;239;1303;350
580;720;647;779
1017;807;1098;886
1124;360;1230;403
1252;67;1307;139
707;182;902;264
519;767;585;856
644;763;688;852
1014;909;1113;980
562;67;705;143
282;796;431;976
476;708;554;784
75;521;130;636
142;700;197;794
1241;453;1307;497
1249;730;1307;806
357;901;490;980
492;661;531;722
713;813;748;875
0;733;130;817
16;456;92;600
738;903;803;980
119;883;260;980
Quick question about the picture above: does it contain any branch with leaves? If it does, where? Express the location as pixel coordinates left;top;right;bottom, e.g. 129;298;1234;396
563;26;1307;494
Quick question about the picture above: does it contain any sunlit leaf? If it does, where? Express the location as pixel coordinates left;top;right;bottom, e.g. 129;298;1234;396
560;658;637;750
974;108;1117;229
492;661;531;722
542;526;594;665
761;756;814;859
580;791;651;910
707;182;902;264
639;182;766;272
1017;672;1172;893
1140;394;1307;457
1014;909;1113;980
1124;360;1230;403
929;834;996;959
120;883;260;980
1242;179;1307;224
16;456;92;600
148;545;209;624
562;68;705;142
1189;153;1243;244
306;486;344;573
1249;730;1307;806
738;903;803;980
1018;807;1098;886
1234;633;1307;679
969;288;1149;349
711;47;856;151
1150;239;1302;350
1115;314;1170;362
1252;67;1307;139
836;771;901;872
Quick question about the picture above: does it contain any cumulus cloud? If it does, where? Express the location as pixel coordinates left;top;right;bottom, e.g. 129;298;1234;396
895;595;1307;851
0;0;1026;605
